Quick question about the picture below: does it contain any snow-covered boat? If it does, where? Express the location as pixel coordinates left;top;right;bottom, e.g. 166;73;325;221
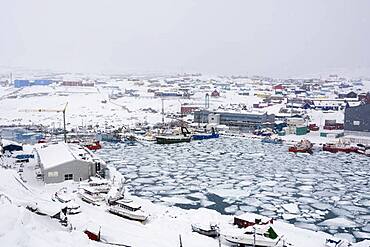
65;201;81;214
54;187;73;203
108;198;148;221
191;223;219;237
261;136;283;144
288;139;313;154
80;177;111;194
79;187;105;205
223;225;287;247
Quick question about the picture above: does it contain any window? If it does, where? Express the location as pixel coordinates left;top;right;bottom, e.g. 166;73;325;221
48;171;58;177
64;174;73;180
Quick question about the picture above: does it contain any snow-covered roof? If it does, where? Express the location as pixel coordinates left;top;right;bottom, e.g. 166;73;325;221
37;142;76;170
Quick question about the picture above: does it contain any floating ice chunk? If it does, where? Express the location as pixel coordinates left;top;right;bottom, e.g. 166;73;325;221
200;199;215;207
294;222;320;231
282;213;299;220
161;196;197;205
319;217;357;228
239;205;257;212
282;203;300;214
224;205;238;214
353;231;370;240
334;233;355;242
311;203;332;211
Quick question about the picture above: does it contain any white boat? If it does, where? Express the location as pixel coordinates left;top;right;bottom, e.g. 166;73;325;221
223;225;288;247
108;198;148;221
54;187;73;203
79;187;105;206
80;177;111;194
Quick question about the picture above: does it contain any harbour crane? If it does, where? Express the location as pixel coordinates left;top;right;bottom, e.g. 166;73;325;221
19;103;68;143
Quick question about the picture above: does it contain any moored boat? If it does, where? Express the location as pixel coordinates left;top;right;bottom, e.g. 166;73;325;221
108;198;148;221
84;141;102;151
288;139;313;154
357;144;370;157
156;135;191;144
156;127;192;144
261;136;283;144
191;223;219;237
323;143;358;153
80;177;111;194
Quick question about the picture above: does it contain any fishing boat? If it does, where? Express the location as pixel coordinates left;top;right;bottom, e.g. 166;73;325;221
156;127;192;144
156;135;191;144
323;142;358;153
84;141;102;151
261;136;283;144
223;225;287;247
192;127;220;141
191;223;219;237
288;139;313;154
357;144;370;157
108;198;148;221
79;187;105;205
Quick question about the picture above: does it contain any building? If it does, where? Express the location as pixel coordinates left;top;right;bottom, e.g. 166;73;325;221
14;79;30;88
344;103;370;137
194;110;275;129
37;142;105;184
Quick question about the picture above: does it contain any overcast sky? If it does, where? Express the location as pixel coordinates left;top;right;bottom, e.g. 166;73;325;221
1;0;370;77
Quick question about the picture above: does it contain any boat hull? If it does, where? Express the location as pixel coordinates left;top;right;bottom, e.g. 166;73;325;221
108;207;148;221
156;136;191;144
323;145;358;153
192;133;220;140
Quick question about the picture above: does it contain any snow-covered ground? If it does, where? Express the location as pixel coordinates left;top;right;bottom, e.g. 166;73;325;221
1;154;369;247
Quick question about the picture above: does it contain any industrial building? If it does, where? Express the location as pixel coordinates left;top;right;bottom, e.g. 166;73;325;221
344;103;370;137
194;110;275;130
37;142;105;184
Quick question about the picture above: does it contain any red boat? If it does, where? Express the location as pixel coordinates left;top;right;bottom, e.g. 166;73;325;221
84;141;102;150
289;140;313;154
323;143;358;153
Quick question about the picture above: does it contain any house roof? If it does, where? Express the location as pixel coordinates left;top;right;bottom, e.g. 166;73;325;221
37;142;76;170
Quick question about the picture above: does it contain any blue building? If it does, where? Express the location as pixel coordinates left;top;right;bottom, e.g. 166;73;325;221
14;80;30;88
32;79;54;86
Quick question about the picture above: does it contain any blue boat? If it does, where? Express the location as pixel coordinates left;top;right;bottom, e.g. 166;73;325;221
192;127;220;141
261;137;283;144
192;132;220;140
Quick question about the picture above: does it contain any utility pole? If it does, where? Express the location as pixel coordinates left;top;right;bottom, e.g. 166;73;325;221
161;98;164;125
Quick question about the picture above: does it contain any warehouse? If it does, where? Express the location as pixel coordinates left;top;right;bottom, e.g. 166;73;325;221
344;103;370;137
194;109;275;129
37;142;105;184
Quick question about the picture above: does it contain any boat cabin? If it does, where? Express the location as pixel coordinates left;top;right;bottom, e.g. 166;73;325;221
115;199;142;211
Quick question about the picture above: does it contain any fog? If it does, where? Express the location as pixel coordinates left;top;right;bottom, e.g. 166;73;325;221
1;0;370;77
